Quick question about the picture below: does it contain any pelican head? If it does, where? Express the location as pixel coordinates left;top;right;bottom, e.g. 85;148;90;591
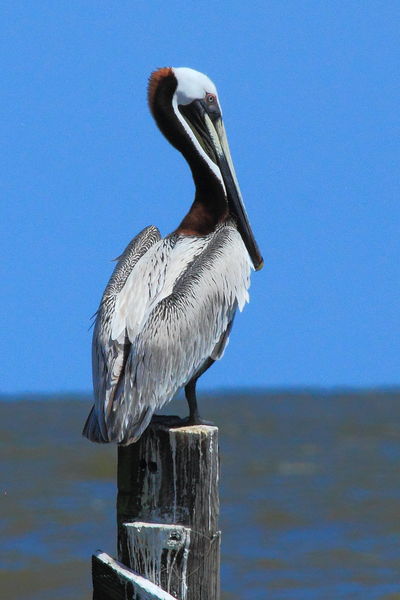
148;67;263;271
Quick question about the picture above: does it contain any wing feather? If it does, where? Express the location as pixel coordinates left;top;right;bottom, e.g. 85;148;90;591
105;225;251;444
83;225;161;442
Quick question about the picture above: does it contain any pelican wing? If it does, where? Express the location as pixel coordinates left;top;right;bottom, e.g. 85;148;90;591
105;225;251;444
83;225;161;442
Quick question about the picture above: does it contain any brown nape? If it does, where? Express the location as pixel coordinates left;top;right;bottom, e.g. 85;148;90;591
148;67;173;113
176;196;229;237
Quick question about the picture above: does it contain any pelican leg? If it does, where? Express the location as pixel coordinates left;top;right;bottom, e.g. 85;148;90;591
184;357;215;425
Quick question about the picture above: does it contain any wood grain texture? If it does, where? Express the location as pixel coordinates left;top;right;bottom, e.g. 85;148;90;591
123;523;191;599
117;416;220;600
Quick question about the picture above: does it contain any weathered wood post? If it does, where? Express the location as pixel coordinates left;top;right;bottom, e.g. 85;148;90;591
92;415;220;600
118;416;220;599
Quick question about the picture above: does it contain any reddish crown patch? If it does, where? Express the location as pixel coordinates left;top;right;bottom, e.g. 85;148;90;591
147;67;173;111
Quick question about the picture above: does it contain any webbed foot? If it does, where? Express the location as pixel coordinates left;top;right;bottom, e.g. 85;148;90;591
180;415;214;427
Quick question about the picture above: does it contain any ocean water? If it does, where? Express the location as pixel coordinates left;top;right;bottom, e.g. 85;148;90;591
1;390;400;600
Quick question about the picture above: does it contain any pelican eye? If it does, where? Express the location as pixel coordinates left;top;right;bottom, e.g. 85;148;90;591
206;93;216;104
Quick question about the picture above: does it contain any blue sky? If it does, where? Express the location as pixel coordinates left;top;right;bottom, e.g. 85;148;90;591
1;1;399;394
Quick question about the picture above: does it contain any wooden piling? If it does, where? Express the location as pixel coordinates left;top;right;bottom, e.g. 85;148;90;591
92;551;177;600
116;415;220;600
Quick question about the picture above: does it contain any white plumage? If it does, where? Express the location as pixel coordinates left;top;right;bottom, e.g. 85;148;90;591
83;222;251;445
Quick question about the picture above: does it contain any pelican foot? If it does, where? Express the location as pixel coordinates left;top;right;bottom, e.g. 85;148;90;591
179;415;215;427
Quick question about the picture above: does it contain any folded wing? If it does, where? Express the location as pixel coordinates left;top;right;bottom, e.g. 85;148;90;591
100;224;251;445
83;225;161;442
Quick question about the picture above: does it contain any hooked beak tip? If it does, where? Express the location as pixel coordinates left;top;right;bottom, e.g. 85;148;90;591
255;259;264;272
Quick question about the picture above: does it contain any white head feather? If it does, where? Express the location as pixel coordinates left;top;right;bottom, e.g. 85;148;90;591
171;67;224;187
172;67;219;106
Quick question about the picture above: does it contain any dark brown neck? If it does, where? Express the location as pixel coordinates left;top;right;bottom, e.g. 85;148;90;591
150;72;228;237
177;188;228;236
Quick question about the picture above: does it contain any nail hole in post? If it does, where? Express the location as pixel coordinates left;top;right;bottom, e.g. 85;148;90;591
148;461;157;473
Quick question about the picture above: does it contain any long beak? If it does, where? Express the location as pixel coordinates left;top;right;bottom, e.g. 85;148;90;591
203;113;264;271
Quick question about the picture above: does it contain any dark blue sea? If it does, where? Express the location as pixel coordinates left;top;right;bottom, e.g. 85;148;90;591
1;391;400;599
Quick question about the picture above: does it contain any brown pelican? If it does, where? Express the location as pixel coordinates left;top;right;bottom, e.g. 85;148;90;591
83;67;263;445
